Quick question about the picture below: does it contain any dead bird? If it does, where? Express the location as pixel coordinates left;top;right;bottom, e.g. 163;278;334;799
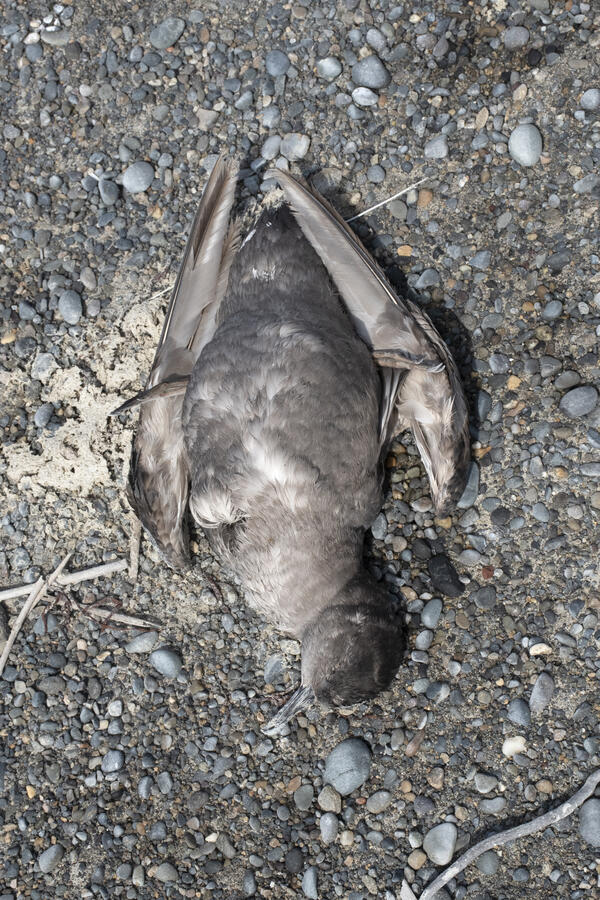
112;154;470;732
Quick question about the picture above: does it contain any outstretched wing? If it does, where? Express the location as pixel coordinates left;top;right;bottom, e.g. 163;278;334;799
119;154;240;568
268;169;470;515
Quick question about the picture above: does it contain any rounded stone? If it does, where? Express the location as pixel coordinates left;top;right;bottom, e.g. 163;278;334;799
149;17;185;50
352;87;379;107
302;866;318;899
423;822;457;865
559;386;598;418
58;290;82;325
421;598;443;628
101;749;124;773
265;49;290;76
324;738;372;796
155;862;178;883
261;135;281;160
320;812;338;843
542;299;563;320
529;672;554;714
38;844;64;873
476;850;500;875
243;871;257;896
508;124;542;167
285;848;303;874
503;26;529;49
366;790;391;814
122;161;155;193
280;133;310;160
579;799;600;847
149;647;183;677
351;55;391;89
99;178;119;205
317;57;342;81
507;698;531;726
34;402;54;428
125;631;158;653
293;784;314;811
580;88;600;111
424;135;448;159
502;735;526;757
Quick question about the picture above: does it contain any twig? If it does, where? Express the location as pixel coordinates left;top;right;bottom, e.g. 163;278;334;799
129;518;142;581
148;284;172;301
0;553;71;677
84;606;161;629
401;768;600;900
0;558;128;602
345;178;429;222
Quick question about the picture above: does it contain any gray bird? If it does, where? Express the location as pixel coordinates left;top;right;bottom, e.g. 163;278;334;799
112;154;469;732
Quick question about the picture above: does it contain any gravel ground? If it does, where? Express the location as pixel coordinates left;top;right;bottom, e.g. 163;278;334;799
1;1;599;898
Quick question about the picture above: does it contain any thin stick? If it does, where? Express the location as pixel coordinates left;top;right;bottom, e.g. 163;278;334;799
345;178;428;222
129;518;142;582
0;553;71;677
148;284;172;302
401;767;600;900
0;559;128;602
83;607;160;629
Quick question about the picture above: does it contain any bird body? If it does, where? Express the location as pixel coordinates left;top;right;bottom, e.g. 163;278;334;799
112;156;470;729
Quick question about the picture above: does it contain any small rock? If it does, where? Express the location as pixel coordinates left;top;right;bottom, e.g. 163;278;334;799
457;462;479;508
351;55;391;89
324;738;372;796
280;133;310;161
503;26;529;49
243;871;257;896
507;698;531;726
263;653;284;684
40;29;70;47
352;87;379;107
508;124;542;167
122;161;155;193
302;866;318;899
132;865;145;886
99;179;119;205
529;672;554;714
155;862;178;883
125;631;158;653
428;555;464;597
502;735;526;757
31;352;58;382
421;598;442;628
371;512;387;540
424;135;448;159
58;290;82;325
473;586;496;610
318;785;342;813
574;174;600;194
285;848;303;874
366;790;391;814
101;750;124;773
320;812;338;843
293;784;314;811
265;49;290;76
480;796;507;814
423;823;457;865
149;647;183;677
579;799;600;847
560;386;598;418
475;772;498;794
477;850;500;875
34;402;54;428
469;250;491;271
317;57;342;81
415;268;440;289
542;299;563;320
580;88;600;111
149;17;185;50
38;844;64;873
261;136;281;160
367;164;385;183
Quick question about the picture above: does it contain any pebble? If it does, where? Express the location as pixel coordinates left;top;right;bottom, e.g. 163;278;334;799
31;352;58;382
302;866;318;899
280;133;310;161
265;50;290;76
480;797;507;814
579;799;600;847
574;174;600;194
542;300;563;320
324;738;372;796
149;647;183;677
351;56;391;89
508;124;542;167
317;57;342;81
477;850;500;875
318;785;341;813
580;88;600;111
424;135;449;159
502;736;526;757
122;161;155;193
261;136;281;160
320;812;338;843
457;462;479;508
503;26;530;50
474;772;498;794
423;823;457;865
366;790;391;814
38;844;64;873
34;403;54;428
415;268;440;289
40;29;70;47
559;386;598;418
293;784;314;811
99;178;119;205
149;17;185;50
469;250;491;271
421;598;442;628
155;862;178;882
428;555;464;597
285;848;303;874
58;290;82;325
101;750;124;773
529;672;554;714
507;698;531;726
352;87;379;108
125;631;158;653
243;871;257;896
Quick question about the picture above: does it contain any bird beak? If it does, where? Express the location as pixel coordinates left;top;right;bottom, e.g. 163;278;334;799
261;685;315;736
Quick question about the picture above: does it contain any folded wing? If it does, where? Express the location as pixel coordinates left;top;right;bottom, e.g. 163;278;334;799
268;169;470;515
120;154;240;568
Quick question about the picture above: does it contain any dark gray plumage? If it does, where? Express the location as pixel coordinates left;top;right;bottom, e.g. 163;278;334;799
113;157;470;731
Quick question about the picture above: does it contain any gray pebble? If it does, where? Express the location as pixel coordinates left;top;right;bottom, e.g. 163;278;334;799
320;812;338;843
421;598;442;628
469;250;491;270
424;135;448;159
371;512;387;540
508;124;542;167
243;871;257;896
302;866;318;899
285;848;303;873
580;88;600;111
101;750;124;773
423;822;457;865
138;775;153;799
351;55;390;89
529;672;554;714
40;29;70;47
415;268;440;289
324;738;372;796
58;290;82;325
149;17;185;50
389;199;407;220
579;799;600;847
507;698;531;726
489;353;509;374
264;653;284;684
38;844;64;873
266;49;290;76
542;299;563;320
317;57;342;81
476;850;500;875
122;161;155;193
280;133;310;161
480;796;507;814
261;136;281;161
366;790;391;814
367;164;385;183
31;352;58;382
155;862;178;883
294;784;314;811
99;178;119;205
125;631;158;653
34;403;53;428
503;26;529;49
352;87;379;107
475;772;498;794
574;174;600;194
149;647;183;677
560;386;598;418
473;586;496;610
262;106;280;128
132;865;145;886
532;502;549;523
457;462;479;508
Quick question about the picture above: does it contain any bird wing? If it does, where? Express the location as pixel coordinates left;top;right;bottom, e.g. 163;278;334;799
267;168;470;515
123;153;240;568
